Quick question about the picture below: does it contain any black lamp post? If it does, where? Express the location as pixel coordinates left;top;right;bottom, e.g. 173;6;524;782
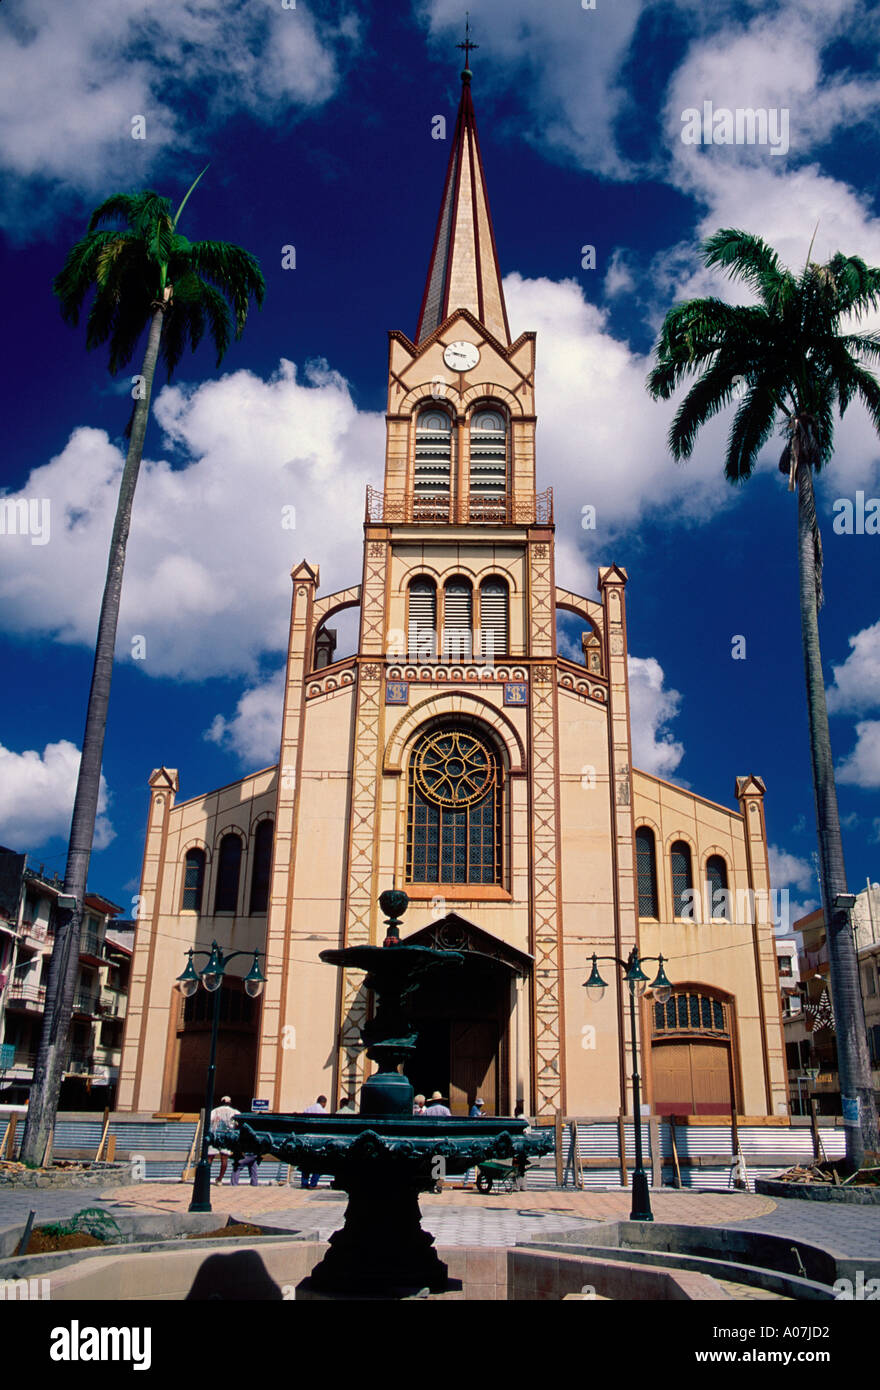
583;946;673;1221
176;941;266;1213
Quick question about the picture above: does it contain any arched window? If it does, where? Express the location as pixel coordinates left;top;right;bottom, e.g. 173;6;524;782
635;827;659;918
469;410;507;518
406;726;501;885
414;409;452;519
408;577;437;660
706;854;730;920
182;849;206;913
442;578;473;661
478;578;508;660
653;989;729;1037
670;840;694;919
214;833;243;914
249;820;274;914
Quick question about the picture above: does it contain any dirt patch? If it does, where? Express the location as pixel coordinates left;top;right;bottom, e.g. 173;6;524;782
28;1230;105;1253
186;1223;266;1240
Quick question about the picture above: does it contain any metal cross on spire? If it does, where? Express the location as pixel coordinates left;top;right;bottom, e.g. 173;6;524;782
456;12;479;69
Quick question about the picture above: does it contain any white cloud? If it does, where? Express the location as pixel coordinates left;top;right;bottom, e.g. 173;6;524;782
0;0;360;229
628;655;685;778
837;720;880;787
768;843;819;931
0;359;384;680
768;843;816;895
0;740;114;851
826;621;880;715
205;669;284;767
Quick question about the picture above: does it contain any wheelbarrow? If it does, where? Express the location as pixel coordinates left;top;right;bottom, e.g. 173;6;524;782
475;1155;530;1193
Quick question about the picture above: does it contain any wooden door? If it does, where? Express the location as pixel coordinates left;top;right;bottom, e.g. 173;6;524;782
651;1040;732;1116
450;1019;498;1115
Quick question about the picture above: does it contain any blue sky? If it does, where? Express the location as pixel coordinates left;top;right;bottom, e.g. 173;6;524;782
1;0;879;929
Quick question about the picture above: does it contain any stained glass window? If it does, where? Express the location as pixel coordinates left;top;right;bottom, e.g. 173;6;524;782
407;727;501;885
182;849;205;913
635;827;659;917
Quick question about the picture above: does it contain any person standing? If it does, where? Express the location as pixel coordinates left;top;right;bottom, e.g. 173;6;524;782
231;1150;261;1186
413;1094;427;1115
424;1091;451;1117
469;1097;485;1118
337;1095;356;1114
300;1094;327;1188
209;1095;238;1185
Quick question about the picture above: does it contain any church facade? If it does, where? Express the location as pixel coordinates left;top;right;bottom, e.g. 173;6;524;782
118;71;788;1121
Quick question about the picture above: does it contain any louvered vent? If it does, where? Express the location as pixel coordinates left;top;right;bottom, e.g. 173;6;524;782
408;580;437;658
479;580;508;659
469;411;507;506
443;580;473;660
415;410;452;512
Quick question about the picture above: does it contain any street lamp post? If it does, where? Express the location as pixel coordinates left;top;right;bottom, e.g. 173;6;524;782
176;942;266;1213
584;946;673;1222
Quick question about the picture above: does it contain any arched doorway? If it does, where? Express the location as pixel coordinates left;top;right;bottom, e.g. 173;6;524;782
399;915;531;1116
650;987;738;1116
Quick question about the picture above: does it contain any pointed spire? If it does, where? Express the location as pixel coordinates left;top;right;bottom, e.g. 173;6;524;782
415;59;511;347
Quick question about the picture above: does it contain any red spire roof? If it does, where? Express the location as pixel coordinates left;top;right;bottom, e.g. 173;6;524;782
415;71;511;347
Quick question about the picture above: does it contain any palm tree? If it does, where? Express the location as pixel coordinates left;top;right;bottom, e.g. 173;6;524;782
647;228;880;1170
20;173;265;1164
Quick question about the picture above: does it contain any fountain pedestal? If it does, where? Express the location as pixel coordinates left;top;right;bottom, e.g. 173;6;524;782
236;891;554;1296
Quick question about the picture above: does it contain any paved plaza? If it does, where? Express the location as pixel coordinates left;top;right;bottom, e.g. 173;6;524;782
3;1180;879;1258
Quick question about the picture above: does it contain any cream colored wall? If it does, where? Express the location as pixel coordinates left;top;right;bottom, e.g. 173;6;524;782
118;767;277;1112
269;687;356;1110
632;770;783;1115
556;688;622;1114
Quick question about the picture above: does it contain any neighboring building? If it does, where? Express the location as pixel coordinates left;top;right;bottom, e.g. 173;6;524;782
119;66;788;1121
0;846;128;1109
784;882;880;1116
776;939;801;1021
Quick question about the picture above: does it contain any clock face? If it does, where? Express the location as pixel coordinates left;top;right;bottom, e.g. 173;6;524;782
443;340;480;372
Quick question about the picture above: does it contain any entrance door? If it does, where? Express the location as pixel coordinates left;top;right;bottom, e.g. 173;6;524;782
450;1019;498;1114
652;1040;732;1116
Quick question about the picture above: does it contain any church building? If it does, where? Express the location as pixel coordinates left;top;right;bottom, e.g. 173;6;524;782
118;66;788;1122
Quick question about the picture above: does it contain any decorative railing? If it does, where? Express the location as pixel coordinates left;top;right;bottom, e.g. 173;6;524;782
73;991;100;1015
79;930;102;958
365;487;553;525
7;980;46;1006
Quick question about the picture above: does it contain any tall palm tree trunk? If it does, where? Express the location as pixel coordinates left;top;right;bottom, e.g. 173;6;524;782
797;460;879;1170
20;301;167;1164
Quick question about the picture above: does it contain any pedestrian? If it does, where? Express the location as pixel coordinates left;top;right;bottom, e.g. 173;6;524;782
337;1095;356;1113
231;1151;261;1186
424;1091;451;1117
209;1095;238;1185
413;1093;426;1115
300;1094;327;1188
469;1097;485;1118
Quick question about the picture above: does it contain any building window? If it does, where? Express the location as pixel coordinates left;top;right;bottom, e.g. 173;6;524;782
214;834;242;914
479;578;509;660
442;578;473;661
706;854;730;919
406;726;501;886
182;849;206;913
408;577;437;660
778;954;793;978
469;409;507;517
249;820;274;914
654;990;729;1036
414;409;452;518
670;840;693;918
862;965;877;997
635;827;659;918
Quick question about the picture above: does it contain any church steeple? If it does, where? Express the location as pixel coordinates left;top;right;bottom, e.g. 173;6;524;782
415;60;511;347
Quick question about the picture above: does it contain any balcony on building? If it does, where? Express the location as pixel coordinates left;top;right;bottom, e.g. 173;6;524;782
66;1049;95;1077
366;486;553;527
72;990;100;1018
6;979;46;1011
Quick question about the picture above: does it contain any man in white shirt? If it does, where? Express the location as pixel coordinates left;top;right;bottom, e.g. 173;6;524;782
209;1095;238;1185
300;1095;327;1188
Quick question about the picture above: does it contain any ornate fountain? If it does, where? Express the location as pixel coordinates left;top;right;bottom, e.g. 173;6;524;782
237;889;553;1296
